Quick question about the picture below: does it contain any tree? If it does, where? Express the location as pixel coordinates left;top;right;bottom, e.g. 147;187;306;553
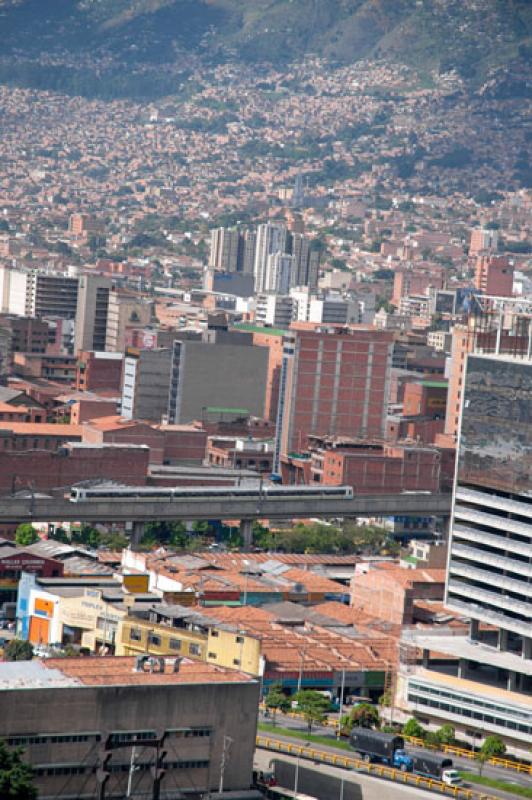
4;639;33;662
478;735;506;775
0;739;37;800
14;524;39;547
403;718;425;739
49;527;69;544
436;724;456;745
71;525;101;548
294;690;330;736
265;685;290;726
349;703;380;729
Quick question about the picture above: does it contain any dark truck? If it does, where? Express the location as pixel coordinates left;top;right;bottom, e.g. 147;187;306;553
349;730;413;770
412;755;462;786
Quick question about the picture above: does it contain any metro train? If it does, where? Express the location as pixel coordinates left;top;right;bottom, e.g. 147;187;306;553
69;484;354;502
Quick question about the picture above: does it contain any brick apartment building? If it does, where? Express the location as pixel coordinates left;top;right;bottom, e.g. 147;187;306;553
0;442;149;493
277;325;394;464
350;563;446;625
75;350;123;393
474;254;514;296
302;437;446;494
83;416;207;465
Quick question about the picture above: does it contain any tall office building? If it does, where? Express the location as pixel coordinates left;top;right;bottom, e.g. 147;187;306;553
167;335;269;424
264;252;294;295
288;232;319;289
274;325;393;469
396;328;532;756
208;227;244;273
121;347;172;421
474;254;514;296
242;229;257;275
0;267;79;319
105;289;154;353
74;274;112;353
253;223;288;293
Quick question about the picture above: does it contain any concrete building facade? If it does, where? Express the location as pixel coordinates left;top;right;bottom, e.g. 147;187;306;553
0;656;259;800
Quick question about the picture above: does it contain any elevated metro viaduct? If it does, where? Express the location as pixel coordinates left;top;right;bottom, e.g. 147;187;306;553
1;492;451;549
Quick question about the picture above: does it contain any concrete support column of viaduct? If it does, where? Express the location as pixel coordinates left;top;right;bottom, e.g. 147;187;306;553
130;521;145;551
240;519;253;551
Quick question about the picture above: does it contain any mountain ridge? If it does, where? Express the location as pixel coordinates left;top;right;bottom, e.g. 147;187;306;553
0;0;530;98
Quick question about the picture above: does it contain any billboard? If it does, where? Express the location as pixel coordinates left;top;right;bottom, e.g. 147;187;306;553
122;574;149;594
458;355;532;497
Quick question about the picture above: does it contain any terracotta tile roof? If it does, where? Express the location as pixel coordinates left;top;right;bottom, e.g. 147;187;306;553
85;415;146;432
0;422;83;436
368;564;446;586
43;656;254;686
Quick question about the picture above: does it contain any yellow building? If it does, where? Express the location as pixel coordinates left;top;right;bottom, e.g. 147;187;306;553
116;614;262;676
58;590;127;653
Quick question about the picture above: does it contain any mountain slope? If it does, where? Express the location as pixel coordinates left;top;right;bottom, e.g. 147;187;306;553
0;0;530;97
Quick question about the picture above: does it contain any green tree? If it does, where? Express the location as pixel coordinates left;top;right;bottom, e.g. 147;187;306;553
14;524;39;547
71;525;101;548
436;724;456;745
0;739;37;799
49;527;69;544
403;718;425;739
294;690;330;736
265;684;290;727
141;521;187;548
4;639;33;662
478;735;506;775
349;703;380;729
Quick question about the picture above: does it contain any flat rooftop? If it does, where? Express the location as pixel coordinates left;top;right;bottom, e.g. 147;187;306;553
402;631;532;676
0;657;256;690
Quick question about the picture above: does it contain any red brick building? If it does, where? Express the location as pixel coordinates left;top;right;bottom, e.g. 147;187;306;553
350;564;446;625
474;255;514;296
0;442;149;493
75;351;123;393
304;438;444;494
279;325;394;457
83;416;207;465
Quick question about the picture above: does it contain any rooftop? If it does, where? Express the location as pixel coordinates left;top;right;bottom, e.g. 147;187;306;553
0;657;256;690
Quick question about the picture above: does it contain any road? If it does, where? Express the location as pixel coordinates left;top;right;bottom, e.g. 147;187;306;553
255;747;444;800
258;712;531;795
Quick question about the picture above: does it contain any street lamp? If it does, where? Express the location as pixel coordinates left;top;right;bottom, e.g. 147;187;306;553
242;559;249;606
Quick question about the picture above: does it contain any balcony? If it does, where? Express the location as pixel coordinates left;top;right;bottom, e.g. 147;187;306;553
451;542;532;579
452;523;532;559
449;560;532;600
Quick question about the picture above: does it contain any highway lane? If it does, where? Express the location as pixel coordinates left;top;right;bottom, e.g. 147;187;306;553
254;747;444;799
258;712;531;792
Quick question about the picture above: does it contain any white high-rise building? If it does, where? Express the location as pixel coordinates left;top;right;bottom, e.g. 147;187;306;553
264;252;294;295
253;223;287;292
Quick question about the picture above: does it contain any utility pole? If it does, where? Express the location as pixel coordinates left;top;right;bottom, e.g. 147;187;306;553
297;649;306;693
218;735;233;794
336;668;346;739
126;745;137;797
293;754;300;799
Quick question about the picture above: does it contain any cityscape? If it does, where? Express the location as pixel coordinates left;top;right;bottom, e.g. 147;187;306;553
0;1;530;799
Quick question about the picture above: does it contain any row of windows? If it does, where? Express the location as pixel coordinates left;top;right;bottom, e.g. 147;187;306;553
409;681;531;721
408;693;531;735
9;728;212;748
33;760;209;777
128;628;203;656
8;734;95;746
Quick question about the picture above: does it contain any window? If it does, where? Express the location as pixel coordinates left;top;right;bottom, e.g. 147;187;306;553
208;652;217;659
169;638;181;651
129;628;142;642
233;658;241;666
236;636;244;644
210;630;219;638
189;643;200;656
148;633;161;647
